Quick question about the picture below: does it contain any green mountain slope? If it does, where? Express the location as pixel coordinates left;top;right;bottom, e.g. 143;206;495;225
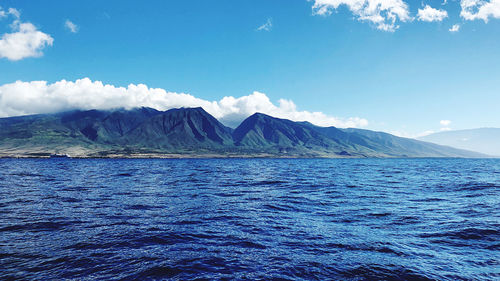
232;113;483;158
341;128;484;158
0;107;486;158
123;107;234;150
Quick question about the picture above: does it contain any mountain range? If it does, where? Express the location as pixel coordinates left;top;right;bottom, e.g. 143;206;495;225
419;128;500;157
0;107;486;158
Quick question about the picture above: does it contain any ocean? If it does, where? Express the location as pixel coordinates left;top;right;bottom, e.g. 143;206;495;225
0;158;498;280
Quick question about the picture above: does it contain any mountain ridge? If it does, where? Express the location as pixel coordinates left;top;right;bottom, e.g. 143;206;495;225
419;128;500;157
0;107;487;158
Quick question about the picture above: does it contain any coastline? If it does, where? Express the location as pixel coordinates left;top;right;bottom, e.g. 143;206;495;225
0;153;358;159
0;153;495;159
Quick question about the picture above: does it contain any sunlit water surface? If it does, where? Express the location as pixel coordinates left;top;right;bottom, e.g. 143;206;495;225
0;158;499;280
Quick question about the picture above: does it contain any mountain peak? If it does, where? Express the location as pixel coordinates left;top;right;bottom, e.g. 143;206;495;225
248;112;282;120
0;107;485;158
166;106;212;117
181;106;205;112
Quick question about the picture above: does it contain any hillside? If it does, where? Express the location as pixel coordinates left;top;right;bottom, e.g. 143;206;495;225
0;107;485;158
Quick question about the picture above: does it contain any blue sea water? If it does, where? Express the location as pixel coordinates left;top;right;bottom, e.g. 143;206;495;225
0;158;498;280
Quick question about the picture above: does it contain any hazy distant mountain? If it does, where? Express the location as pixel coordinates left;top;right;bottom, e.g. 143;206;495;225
0;107;485;158
419;128;500;156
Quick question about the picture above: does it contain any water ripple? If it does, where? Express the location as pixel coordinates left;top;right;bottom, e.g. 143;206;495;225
0;158;498;280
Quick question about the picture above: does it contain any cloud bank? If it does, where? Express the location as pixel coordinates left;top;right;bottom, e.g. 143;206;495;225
0;78;368;128
460;0;500;21
311;0;411;31
310;0;500;31
0;7;53;61
417;5;448;22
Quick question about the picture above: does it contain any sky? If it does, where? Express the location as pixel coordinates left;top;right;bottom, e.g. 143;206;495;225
0;0;499;137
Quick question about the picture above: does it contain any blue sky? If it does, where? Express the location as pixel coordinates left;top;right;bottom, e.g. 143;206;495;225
0;0;499;136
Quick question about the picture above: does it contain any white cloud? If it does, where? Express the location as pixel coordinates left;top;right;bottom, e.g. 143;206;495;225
460;0;500;21
395;120;454;139
449;24;460;32
0;7;19;19
417;5;448;21
65;19;78;33
0;78;369;128
311;0;411;31
391;130;435;138
257;18;272;31
440;120;451;126
8;8;20;19
0;7;53;61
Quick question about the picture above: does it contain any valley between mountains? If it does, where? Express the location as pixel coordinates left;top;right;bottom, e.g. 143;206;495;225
0;107;484;158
